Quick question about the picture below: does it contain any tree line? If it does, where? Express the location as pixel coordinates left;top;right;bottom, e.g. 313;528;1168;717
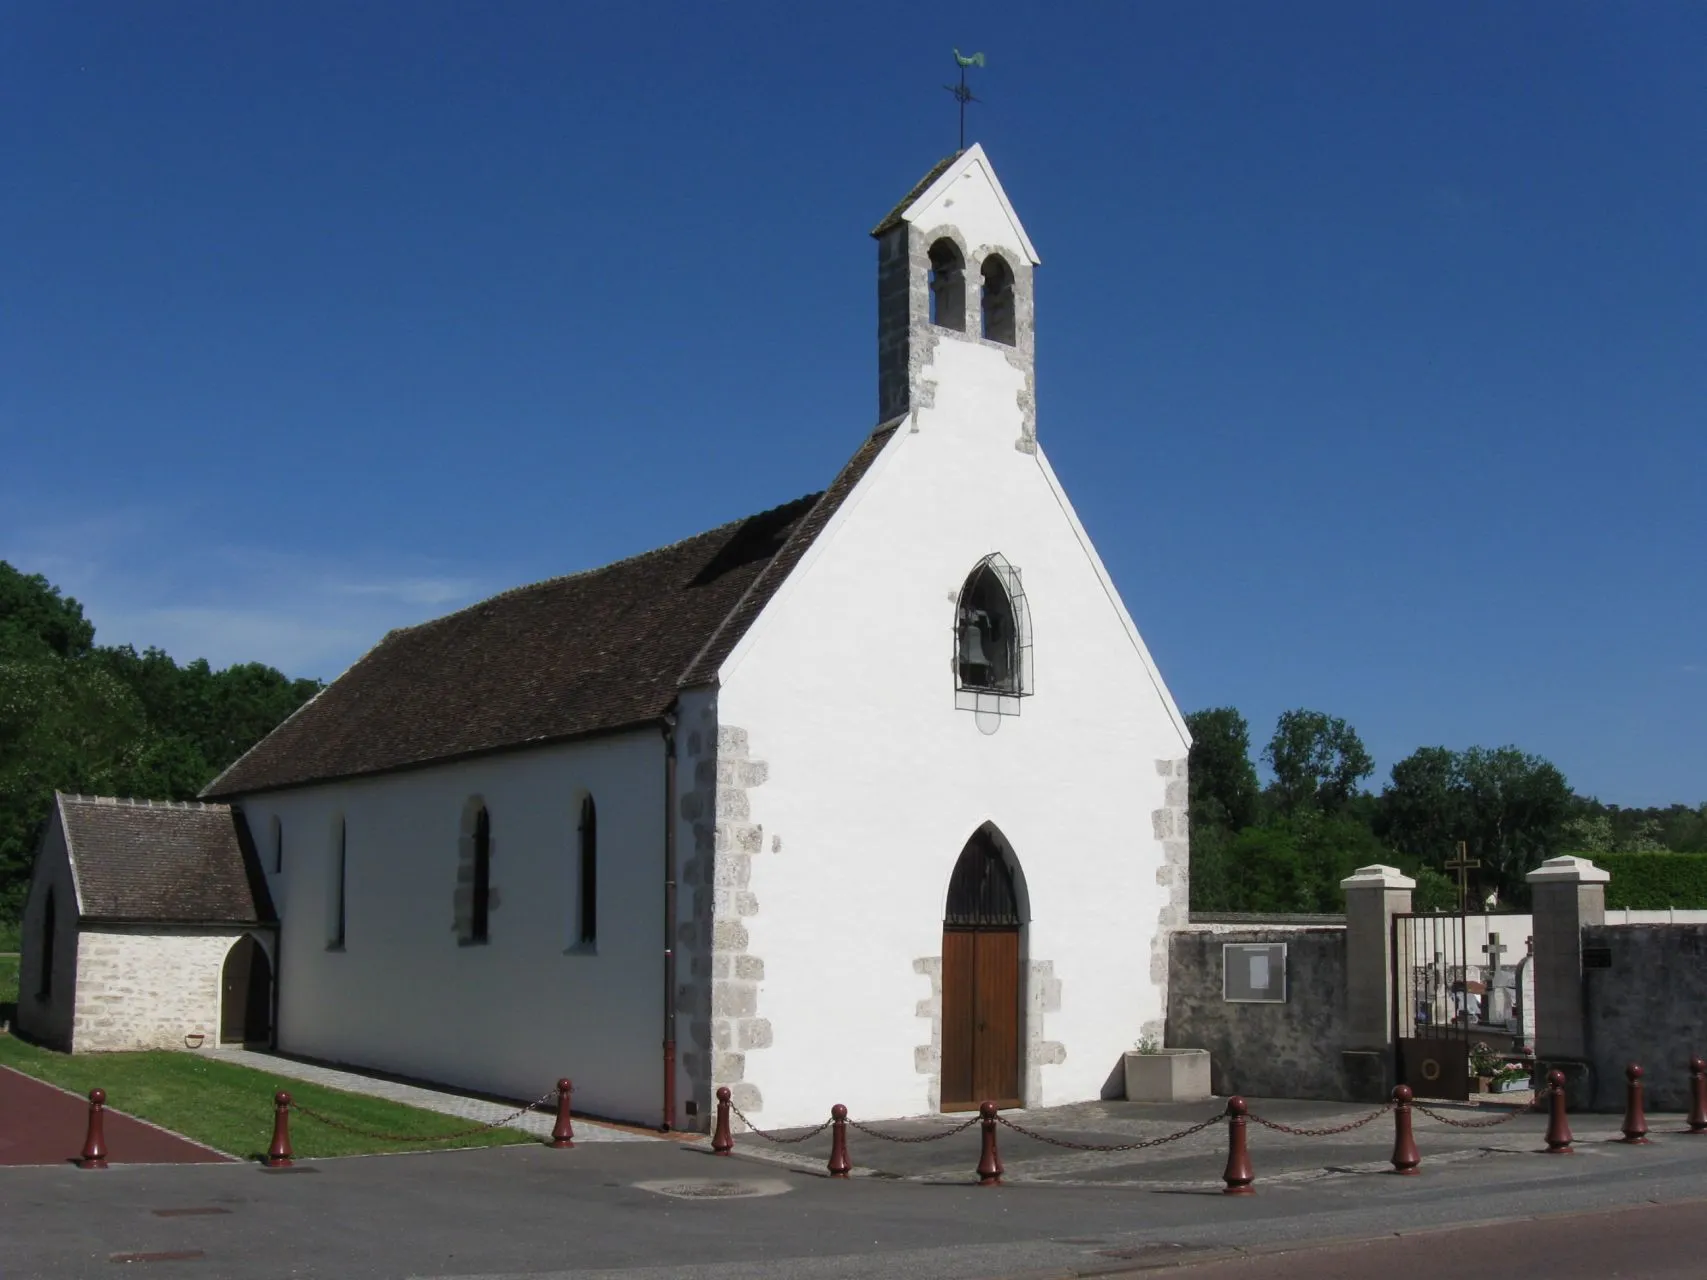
0;562;322;920
5;558;1702;926
1187;707;1707;915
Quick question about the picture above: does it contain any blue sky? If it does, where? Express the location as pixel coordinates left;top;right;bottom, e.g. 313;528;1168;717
3;3;1702;806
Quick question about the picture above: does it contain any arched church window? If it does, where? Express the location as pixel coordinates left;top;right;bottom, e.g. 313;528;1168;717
577;795;598;947
954;554;1032;718
929;239;966;332
38;887;55;998
980;254;1016;346
471;806;492;944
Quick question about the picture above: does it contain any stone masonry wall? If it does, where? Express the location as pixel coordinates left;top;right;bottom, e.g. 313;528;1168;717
678;703;772;1128
1583;923;1707;1112
1167;928;1352;1101
72;928;252;1052
1146;757;1191;1048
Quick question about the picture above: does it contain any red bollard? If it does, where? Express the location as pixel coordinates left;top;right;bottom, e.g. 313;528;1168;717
1621;1063;1649;1144
1543;1069;1574;1154
976;1101;1003;1186
1688;1058;1707;1134
711;1086;733;1155
77;1088;109;1170
1390;1085;1420;1175
1222;1096;1254;1194
265;1091;293;1167
827;1104;850;1178
550;1079;575;1149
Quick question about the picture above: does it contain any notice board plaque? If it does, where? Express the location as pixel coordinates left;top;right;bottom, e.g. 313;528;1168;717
1223;942;1287;1003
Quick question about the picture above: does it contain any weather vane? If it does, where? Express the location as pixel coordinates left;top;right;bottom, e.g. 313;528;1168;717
945;49;984;151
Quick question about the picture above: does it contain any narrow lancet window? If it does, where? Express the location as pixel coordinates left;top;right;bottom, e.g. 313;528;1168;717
578;796;598;946
272;816;283;874
471;806;492;944
331;819;347;948
980;254;1016;346
38;888;55;998
929;239;966;332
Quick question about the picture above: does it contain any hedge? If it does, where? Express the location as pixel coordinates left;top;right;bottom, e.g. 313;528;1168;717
1594;852;1707;909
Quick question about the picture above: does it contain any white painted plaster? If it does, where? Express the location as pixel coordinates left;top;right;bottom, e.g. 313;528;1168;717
903;146;1041;265
235;729;666;1124
714;270;1189;1125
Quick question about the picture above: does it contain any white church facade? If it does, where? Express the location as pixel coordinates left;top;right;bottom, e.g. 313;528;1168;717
21;148;1192;1132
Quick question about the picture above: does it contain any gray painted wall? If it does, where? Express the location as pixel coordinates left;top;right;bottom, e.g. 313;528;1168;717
1167;928;1352;1101
1583;923;1707;1112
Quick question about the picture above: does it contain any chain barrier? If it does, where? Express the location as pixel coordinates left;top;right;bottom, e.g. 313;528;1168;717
844;1115;982;1144
290;1087;559;1144
1411;1101;1532;1130
727;1100;835;1145
994;1111;1225;1152
1246;1104;1392;1137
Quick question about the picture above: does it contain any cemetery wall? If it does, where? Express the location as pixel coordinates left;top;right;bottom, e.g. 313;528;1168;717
1582;923;1707;1112
1166;928;1352;1101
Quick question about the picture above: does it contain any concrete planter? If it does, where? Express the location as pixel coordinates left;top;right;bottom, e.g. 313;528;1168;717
1123;1048;1212;1103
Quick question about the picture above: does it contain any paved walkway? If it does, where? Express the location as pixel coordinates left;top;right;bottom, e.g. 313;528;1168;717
209;1049;657;1143
0;1066;230;1166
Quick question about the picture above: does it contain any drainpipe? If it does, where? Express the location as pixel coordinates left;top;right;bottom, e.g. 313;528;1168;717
661;710;679;1132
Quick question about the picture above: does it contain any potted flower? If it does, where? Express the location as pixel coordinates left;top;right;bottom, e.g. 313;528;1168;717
1469;1041;1503;1091
1123;1035;1212;1103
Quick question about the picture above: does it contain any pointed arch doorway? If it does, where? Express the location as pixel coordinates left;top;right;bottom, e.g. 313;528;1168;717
940;824;1024;1112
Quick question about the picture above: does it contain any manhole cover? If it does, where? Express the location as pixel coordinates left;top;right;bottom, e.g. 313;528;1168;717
633;1178;791;1201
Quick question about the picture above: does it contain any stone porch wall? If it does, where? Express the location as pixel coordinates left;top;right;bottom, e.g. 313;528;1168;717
72;928;255;1052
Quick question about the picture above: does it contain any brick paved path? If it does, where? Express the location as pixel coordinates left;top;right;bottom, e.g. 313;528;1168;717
0;1066;230;1166
210;1049;657;1143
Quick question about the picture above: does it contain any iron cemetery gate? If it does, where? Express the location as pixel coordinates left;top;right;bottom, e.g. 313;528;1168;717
1391;913;1476;1100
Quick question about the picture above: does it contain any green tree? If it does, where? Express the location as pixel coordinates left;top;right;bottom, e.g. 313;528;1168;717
1458;746;1573;900
0;564;323;920
1184;707;1260;831
1263;709;1374;816
1377;746;1469;864
0;562;95;660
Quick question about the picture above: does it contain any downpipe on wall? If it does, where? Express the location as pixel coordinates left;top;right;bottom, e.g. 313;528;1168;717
661;709;678;1132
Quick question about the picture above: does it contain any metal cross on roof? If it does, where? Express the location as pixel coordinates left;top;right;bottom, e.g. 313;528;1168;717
945;49;985;152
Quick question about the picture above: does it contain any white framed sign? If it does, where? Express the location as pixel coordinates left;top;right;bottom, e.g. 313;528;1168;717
1223;942;1287;1003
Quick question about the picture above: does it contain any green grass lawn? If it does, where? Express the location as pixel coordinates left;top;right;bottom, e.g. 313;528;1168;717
0;1034;538;1160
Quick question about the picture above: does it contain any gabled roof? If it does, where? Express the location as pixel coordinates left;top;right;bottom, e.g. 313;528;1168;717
203;425;898;798
871;152;962;237
870;145;1041;266
56;794;274;926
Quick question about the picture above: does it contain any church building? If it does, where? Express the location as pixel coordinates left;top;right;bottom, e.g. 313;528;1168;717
20;147;1192;1131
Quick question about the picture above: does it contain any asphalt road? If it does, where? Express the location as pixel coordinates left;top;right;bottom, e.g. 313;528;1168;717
1171;1200;1706;1279
5;1109;1707;1278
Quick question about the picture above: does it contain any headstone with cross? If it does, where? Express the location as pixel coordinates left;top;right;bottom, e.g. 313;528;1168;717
1445;841;1480;915
1483;932;1516;1027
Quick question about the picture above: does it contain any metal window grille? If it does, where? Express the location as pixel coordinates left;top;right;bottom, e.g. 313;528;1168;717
953;553;1033;717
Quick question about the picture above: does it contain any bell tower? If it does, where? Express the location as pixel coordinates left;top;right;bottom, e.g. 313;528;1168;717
870;145;1041;448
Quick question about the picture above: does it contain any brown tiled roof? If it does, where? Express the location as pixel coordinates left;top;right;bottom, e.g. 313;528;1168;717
871;153;962;237
203;426;898;798
59;795;274;925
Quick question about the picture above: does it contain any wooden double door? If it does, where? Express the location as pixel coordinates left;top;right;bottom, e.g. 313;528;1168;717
940;927;1022;1110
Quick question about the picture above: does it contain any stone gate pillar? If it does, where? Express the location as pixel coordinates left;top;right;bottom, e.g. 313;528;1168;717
1526;855;1608;1106
1340;865;1415;1101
